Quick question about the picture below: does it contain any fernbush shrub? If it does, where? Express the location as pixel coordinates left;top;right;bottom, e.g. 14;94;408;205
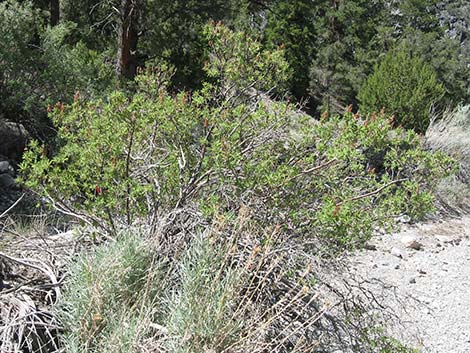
20;24;454;249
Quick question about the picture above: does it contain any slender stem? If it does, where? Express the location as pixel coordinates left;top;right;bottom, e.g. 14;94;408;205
336;178;407;207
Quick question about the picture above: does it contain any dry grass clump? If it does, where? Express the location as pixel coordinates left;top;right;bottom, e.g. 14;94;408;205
426;105;470;214
57;231;162;353
54;206;411;353
427;105;470;181
0;293;59;353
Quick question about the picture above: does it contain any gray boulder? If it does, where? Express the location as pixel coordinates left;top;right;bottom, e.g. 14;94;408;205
0;120;29;160
0;160;14;175
0;174;16;189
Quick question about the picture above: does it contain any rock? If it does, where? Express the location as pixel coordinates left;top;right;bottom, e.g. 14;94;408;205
0;120;29;160
407;240;423;250
400;234;416;243
418;269;427;275
394;264;400;269
391;247;403;258
398;214;411;223
420;296;432;304
364;243;377;251
436;235;452;244
0;161;12;174
409;278;416;284
0;174;16;189
454;238;462;245
400;235;423;250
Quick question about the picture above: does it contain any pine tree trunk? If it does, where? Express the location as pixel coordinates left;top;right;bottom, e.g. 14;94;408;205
116;0;139;80
50;0;60;26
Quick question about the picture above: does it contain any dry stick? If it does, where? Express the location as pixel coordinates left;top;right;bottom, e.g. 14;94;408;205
222;252;298;345
0;252;60;302
286;158;339;183
105;206;118;236
175;145;187;209
0;193;25;219
272;308;329;352
44;194;93;227
44;193;114;240
0;279;36;295
335;178;407;207
270;293;328;351
178;126;214;207
221;286;313;352
229;249;275;320
299;158;338;176
2;228;54;257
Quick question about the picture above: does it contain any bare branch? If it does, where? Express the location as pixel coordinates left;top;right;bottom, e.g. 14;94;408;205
0;193;25;219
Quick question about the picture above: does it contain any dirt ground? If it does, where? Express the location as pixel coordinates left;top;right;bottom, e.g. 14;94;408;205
346;216;470;353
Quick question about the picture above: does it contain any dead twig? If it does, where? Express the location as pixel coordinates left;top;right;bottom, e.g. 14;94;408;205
0;193;25;219
336;178;407;207
0;252;60;303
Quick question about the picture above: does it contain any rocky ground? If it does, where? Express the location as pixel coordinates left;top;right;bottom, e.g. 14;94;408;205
346;216;470;353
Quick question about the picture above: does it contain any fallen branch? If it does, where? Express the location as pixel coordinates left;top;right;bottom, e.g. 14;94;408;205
0;252;60;303
0;193;25;219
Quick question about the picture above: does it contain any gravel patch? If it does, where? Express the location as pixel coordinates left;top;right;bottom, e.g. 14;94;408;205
346;216;470;353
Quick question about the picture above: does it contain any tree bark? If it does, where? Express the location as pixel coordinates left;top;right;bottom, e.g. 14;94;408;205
116;0;139;80
50;0;60;26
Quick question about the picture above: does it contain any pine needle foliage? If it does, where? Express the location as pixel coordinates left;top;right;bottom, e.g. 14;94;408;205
358;48;445;133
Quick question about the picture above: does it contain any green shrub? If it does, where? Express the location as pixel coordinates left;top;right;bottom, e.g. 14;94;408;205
358;48;445;133
366;328;419;353
20;24;454;248
0;0;42;118
203;22;290;95
0;1;115;134
39;22;116;106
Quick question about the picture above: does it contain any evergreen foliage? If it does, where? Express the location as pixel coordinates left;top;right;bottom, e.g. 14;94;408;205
358;48;445;133
308;0;386;113
263;0;316;99
0;1;115;137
